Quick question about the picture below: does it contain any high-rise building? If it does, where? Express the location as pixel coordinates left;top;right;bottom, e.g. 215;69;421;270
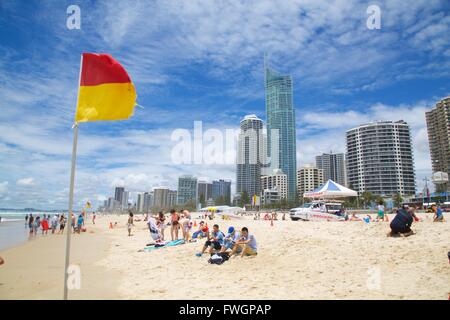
114;187;125;205
346;120;416;196
297;164;324;197
212;179;231;204
425;97;450;192
177;175;198;205
316;152;347;186
236;115;266;200
121;191;129;210
136;193;145;212
260;169;287;199
197;181;213;206
153;187;176;210
265;58;297;201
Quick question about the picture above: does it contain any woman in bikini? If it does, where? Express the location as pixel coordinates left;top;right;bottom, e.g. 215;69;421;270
170;209;180;241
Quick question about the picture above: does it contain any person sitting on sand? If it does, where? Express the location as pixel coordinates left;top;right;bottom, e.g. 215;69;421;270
196;224;224;257
230;227;257;257
387;205;414;237
349;213;362;221
192;221;208;239
433;205;445;222
221;226;240;253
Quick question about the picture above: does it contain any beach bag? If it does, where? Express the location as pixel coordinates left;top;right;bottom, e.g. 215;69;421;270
208;252;229;265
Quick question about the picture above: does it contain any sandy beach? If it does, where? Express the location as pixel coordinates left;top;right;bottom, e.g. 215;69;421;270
1;212;449;300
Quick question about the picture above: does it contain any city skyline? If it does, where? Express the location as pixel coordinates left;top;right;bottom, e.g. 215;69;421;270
1;1;449;209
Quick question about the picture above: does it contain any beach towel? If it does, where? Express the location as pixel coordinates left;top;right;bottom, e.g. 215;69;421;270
143;239;185;251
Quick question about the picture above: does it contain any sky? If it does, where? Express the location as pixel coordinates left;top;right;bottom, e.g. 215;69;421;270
0;0;449;210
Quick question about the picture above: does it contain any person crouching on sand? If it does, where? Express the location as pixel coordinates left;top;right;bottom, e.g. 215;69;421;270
147;215;163;243
433;205;445;222
196;224;224;257
387;205;414;237
230;227;257;257
127;211;134;236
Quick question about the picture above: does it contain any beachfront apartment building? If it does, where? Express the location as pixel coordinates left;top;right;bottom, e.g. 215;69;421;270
197;181;213;207
177;175;198;206
236;114;266;199
152;188;177;210
297;164;324;198
211;179;231;205
346;120;416;196
316;152;347;186
114;187;125;205
260;169;287;200
265;58;297;202
425;97;450;192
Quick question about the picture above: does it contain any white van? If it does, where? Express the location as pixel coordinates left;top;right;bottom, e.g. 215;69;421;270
290;201;346;221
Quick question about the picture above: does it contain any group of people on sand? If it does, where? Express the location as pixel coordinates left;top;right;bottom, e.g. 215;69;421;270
195;224;257;258
128;209;258;258
25;212;88;237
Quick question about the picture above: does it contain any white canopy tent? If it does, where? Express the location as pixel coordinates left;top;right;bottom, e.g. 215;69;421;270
303;179;358;199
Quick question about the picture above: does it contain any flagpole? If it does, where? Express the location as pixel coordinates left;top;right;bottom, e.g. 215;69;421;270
63;122;79;300
63;54;83;300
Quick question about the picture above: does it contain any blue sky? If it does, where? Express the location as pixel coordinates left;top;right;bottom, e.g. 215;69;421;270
0;0;449;209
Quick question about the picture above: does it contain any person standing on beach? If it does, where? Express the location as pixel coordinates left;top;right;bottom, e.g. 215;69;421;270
180;209;193;241
376;202;385;222
50;214;58;234
156;212;166;241
41;215;49;235
34;215;40;235
59;214;66;234
170;209;180;241
127;212;134;236
76;214;84;234
28;214;34;236
25;214;29;227
92;212;96;225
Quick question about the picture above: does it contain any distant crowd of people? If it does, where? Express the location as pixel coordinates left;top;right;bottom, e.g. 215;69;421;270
25;211;96;237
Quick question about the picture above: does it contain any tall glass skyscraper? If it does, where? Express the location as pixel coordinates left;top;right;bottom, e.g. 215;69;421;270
265;59;297;201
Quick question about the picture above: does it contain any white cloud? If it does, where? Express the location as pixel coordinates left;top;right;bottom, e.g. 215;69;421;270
0;181;8;194
16;177;35;186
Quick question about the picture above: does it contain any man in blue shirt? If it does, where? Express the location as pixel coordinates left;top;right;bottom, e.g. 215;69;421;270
434;205;444;222
196;224;224;256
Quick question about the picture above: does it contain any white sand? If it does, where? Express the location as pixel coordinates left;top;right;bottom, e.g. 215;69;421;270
1;212;449;299
97;212;450;300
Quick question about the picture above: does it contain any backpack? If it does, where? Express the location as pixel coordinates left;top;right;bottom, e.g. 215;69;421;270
208;252;230;265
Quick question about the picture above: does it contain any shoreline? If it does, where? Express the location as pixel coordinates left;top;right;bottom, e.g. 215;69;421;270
0;216;123;299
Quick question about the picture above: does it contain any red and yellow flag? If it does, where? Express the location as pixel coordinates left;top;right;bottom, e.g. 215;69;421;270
75;53;137;122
